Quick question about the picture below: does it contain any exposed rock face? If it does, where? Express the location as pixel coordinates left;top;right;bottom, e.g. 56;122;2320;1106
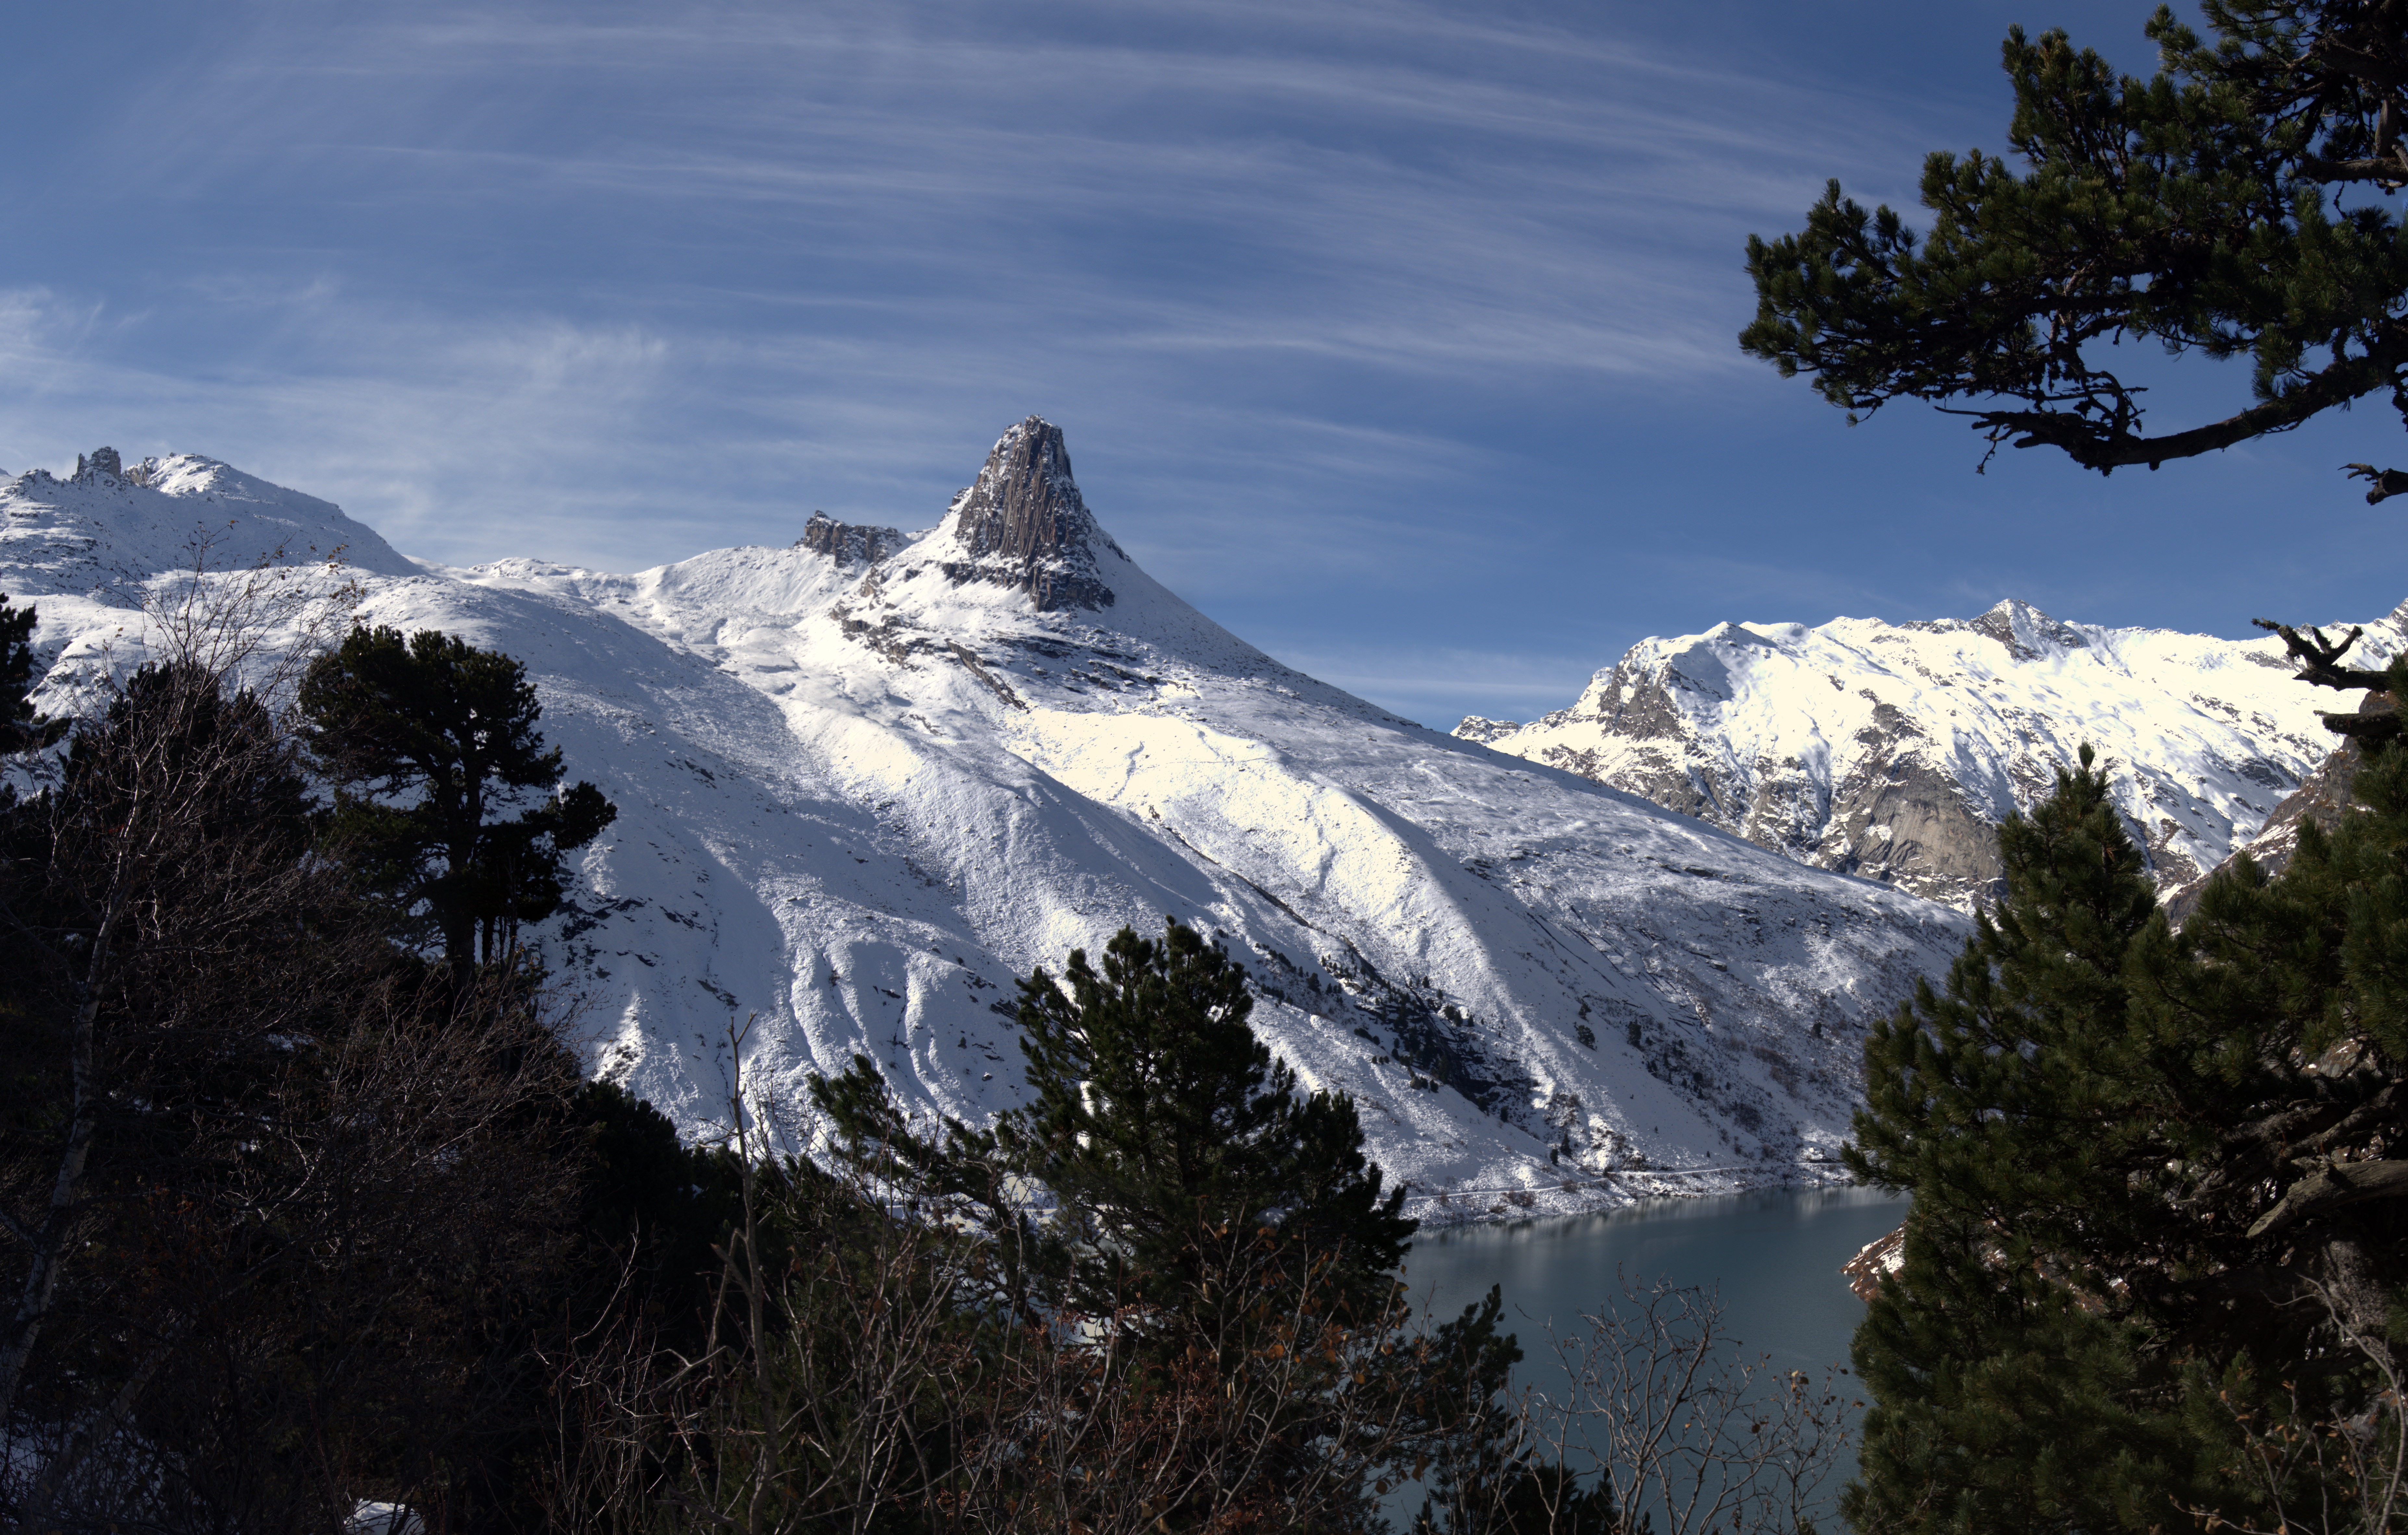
797;511;904;565
74;447;121;482
935;416;1119;611
1462;598;2408;912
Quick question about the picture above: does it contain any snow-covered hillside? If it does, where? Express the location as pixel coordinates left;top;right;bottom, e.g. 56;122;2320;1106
0;425;1969;1222
1458;602;2403;910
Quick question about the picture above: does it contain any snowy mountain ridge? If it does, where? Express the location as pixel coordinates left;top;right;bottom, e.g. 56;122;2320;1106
1;422;1970;1223
1457;600;2404;909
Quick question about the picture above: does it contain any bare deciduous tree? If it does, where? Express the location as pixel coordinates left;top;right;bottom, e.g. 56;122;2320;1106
1413;1273;1850;1535
2185;1260;2408;1535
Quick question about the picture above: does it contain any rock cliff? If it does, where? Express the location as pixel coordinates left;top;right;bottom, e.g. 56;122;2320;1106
797;511;905;566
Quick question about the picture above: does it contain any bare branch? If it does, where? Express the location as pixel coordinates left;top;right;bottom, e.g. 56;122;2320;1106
2309;35;2408;92
2345;463;2408;503
2251;619;2392;693
2248;1160;2408;1239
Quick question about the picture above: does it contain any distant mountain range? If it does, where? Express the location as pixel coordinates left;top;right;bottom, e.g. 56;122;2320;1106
1455;600;2402;910
0;423;1967;1223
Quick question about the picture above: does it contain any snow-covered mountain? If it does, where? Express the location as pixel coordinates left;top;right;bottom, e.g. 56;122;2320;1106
1457;603;2404;910
0;424;1969;1222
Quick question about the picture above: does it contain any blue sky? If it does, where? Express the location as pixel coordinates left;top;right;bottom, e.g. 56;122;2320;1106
5;0;2401;729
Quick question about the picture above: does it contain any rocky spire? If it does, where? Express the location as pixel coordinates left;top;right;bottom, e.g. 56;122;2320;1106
74;447;121;482
938;416;1120;612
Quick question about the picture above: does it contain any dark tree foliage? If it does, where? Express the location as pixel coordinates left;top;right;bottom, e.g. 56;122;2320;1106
1744;2;2408;488
297;624;616;978
0;654;587;1534
1845;750;2233;1530
1409;1305;1623;1535
0;595;62;757
997;917;1417;1347
1745;12;2408;1523
561;1077;749;1354
1845;738;2408;1532
803;919;1549;1532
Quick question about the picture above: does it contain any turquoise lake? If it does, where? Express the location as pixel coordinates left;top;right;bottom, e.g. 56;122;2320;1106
1390;1186;1911;1522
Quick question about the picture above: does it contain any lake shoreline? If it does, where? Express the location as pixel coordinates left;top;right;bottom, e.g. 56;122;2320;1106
1397;1159;1868;1229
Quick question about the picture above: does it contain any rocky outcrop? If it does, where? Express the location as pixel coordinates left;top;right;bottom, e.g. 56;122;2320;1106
934;416;1120;612
1844;1226;1905;1301
1453;716;1521;744
1819;756;2007;908
797;511;904;565
73;447;122;482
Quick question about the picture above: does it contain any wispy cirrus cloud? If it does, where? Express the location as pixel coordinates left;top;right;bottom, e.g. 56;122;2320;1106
7;0;2255;725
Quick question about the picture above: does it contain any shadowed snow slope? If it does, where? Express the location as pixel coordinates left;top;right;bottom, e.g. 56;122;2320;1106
1463;602;2408;911
1;421;1969;1223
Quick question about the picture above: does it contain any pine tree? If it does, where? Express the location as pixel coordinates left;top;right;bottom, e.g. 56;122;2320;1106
1846;749;2210;1529
804;920;1542;1532
1745;9;2408;1524
0;650;584;1529
998;917;1416;1348
296;623;616;979
1842;740;2408;1531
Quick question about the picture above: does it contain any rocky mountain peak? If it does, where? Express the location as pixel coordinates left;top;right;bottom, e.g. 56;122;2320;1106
936;416;1121;612
1460;601;2393;912
74;447;122;483
1966;598;2088;661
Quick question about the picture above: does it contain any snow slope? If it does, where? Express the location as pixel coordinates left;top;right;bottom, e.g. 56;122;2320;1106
0;424;1969;1223
1459;601;2404;910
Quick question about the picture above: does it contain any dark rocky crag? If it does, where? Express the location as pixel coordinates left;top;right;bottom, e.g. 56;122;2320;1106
935;416;1120;612
797;511;904;566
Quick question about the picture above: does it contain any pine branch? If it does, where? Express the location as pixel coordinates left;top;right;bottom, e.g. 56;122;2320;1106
2316;711;2402;741
1974;329;2408;472
2298;152;2408;184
